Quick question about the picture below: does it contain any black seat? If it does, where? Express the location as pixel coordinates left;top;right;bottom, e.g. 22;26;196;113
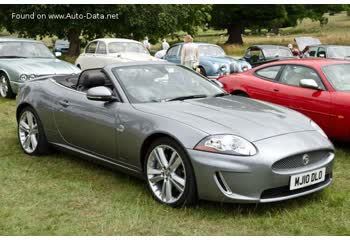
77;70;106;92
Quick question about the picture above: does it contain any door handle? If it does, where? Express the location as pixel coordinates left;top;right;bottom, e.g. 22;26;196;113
58;100;70;107
273;88;279;92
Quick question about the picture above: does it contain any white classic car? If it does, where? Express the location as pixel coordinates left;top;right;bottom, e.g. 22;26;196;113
75;38;161;70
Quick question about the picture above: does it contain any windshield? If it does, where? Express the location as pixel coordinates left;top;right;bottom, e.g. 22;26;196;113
322;64;350;91
198;45;225;57
113;64;225;103
0;41;54;58
327;47;350;59
108;42;149;54
263;48;292;58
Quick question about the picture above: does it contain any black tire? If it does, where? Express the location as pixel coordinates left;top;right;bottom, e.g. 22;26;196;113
0;72;15;99
18;106;50;155
144;137;197;207
198;67;207;77
234;92;249;98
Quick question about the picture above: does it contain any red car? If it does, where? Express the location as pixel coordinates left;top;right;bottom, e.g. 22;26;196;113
218;59;350;141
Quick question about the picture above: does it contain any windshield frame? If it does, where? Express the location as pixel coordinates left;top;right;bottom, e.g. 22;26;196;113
322;63;350;92
0;41;55;59
112;63;226;104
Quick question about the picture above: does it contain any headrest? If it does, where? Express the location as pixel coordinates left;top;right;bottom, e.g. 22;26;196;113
80;71;106;89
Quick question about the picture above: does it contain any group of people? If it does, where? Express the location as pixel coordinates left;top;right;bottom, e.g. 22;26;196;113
288;43;311;58
145;34;200;71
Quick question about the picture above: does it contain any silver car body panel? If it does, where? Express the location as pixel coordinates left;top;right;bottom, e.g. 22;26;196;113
16;62;335;203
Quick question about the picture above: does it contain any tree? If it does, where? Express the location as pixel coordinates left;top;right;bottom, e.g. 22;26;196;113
210;4;347;45
0;5;210;56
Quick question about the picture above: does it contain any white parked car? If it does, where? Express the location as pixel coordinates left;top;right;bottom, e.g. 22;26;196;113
75;38;161;70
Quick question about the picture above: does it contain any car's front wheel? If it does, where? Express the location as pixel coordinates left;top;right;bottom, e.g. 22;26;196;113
18;107;49;155
0;72;15;99
144;137;197;207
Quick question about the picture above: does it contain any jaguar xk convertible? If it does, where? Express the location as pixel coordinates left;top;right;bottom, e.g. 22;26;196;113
16;61;334;207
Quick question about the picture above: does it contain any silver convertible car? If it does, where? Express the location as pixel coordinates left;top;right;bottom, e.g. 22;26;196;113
16;61;334;207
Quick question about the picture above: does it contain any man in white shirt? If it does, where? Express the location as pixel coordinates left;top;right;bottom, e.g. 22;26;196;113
143;37;151;51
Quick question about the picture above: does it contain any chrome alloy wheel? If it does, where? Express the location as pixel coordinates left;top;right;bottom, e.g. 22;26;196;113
0;75;8;97
146;145;186;204
19;111;39;153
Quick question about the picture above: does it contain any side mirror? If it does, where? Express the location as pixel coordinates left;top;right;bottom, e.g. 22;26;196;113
299;79;321;90
211;79;224;88
55;52;62;57
87;86;116;101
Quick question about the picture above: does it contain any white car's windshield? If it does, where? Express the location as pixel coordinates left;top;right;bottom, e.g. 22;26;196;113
327;47;350;59
108;42;149;54
323;63;350;91
0;41;54;58
113;64;225;103
263;48;292;58
198;45;225;57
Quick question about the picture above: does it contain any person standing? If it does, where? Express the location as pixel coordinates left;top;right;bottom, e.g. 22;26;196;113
161;38;170;50
143;37;151;51
181;35;199;70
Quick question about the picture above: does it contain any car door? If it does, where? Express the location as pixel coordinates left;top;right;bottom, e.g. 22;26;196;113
248;65;283;103
53;69;120;161
164;45;181;64
80;41;98;69
273;64;332;133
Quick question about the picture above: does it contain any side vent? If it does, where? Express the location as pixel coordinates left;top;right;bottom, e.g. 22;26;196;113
214;171;233;195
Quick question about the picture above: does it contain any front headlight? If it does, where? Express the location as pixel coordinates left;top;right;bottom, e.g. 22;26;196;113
310;120;328;138
29;74;36;80
20;74;28;81
194;134;257;156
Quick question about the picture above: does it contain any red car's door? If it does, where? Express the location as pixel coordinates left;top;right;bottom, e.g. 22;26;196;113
273;64;332;134
244;65;283;104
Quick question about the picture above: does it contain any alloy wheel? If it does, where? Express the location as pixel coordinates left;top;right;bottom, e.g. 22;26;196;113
0;75;8;97
19;111;39;154
146;145;186;204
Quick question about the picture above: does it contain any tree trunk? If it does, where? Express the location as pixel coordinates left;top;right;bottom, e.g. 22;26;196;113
67;29;81;57
226;24;243;45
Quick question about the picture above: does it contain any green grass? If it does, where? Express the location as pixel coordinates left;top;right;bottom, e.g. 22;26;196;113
0;98;350;235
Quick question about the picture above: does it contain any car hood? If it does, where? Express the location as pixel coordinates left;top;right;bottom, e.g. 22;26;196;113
109;52;161;62
1;58;80;75
133;96;313;142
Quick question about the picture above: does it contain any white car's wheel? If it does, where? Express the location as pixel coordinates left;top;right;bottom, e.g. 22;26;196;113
144;137;197;207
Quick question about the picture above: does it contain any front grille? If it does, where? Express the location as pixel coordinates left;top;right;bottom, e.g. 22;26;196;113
272;150;331;171
261;173;331;199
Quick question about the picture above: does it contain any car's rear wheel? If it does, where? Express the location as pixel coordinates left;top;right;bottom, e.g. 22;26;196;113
0;73;15;99
18;107;49;155
233;92;249;98
144;137;197;207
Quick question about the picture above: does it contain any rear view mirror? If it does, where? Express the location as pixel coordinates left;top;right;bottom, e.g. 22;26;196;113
299;79;321;90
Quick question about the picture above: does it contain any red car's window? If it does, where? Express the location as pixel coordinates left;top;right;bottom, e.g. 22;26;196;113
279;65;325;90
255;65;282;80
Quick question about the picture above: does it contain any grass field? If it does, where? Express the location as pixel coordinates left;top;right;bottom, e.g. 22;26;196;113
1;98;350;235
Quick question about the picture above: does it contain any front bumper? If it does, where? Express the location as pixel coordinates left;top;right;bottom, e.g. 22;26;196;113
188;131;334;203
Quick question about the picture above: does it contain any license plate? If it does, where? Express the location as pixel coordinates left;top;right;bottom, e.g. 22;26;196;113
290;168;326;190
